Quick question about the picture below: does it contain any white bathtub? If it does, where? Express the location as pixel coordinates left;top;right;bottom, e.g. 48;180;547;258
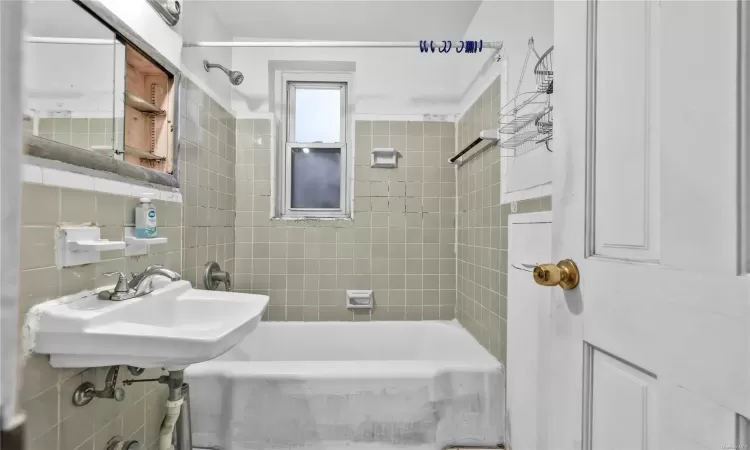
186;320;505;450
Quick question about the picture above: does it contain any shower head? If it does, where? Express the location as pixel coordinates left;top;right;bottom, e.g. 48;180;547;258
203;60;244;86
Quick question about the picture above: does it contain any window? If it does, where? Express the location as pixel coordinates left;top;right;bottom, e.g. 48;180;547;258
278;73;352;219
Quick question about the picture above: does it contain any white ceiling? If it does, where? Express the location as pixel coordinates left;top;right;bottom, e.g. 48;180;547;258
184;0;482;41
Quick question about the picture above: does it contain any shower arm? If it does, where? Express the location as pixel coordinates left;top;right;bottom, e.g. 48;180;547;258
204;61;231;77
203;60;244;86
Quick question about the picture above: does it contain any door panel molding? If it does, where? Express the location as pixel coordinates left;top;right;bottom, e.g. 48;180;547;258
581;342;595;450
586;0;661;263
583;343;658;450
584;0;597;259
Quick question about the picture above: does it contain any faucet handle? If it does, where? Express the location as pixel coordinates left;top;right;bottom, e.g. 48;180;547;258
102;272;129;293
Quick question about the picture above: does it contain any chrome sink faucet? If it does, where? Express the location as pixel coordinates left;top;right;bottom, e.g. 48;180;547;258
99;265;181;301
129;265;181;292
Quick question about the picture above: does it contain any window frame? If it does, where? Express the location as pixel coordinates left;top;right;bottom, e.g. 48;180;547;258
278;72;353;219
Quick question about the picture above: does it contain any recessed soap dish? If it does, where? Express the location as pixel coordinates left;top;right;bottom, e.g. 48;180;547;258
371;148;397;168
346;290;373;309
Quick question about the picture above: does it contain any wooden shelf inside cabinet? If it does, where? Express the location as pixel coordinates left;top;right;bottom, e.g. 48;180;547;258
125;91;165;115
124;145;166;161
124;44;173;172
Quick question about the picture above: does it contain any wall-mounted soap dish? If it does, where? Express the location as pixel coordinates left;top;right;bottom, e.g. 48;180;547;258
346;290;373;309
371;148;397;168
124;227;168;256
56;226;126;268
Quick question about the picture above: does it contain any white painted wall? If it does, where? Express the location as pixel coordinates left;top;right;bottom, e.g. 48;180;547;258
201;0;482;117
178;1;551;121
458;0;554;201
179;1;233;111
230;44;470;118
458;1;553;114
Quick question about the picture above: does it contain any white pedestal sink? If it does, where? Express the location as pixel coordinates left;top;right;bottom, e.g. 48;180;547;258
24;280;269;369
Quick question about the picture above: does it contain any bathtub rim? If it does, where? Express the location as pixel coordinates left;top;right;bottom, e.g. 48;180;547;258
186;319;504;378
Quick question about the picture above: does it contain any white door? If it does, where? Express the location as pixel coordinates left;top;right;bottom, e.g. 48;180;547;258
548;1;750;449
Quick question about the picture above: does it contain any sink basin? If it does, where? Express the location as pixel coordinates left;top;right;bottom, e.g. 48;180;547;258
24;280;269;369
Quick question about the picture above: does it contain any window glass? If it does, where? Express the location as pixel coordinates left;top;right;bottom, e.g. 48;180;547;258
293;87;341;143
290;147;341;209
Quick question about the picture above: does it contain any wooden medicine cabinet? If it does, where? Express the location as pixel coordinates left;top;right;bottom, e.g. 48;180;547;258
24;0;182;188
124;44;174;173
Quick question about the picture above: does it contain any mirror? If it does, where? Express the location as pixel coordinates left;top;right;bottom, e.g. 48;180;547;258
23;0;125;159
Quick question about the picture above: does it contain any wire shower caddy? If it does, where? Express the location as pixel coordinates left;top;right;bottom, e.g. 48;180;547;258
498;37;554;155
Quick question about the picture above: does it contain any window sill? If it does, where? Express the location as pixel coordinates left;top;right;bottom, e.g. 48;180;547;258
271;216;354;226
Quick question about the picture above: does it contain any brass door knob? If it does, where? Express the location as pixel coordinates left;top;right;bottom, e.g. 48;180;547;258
533;259;580;290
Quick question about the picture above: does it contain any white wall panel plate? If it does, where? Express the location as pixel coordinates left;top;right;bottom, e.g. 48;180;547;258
56;226;125;268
